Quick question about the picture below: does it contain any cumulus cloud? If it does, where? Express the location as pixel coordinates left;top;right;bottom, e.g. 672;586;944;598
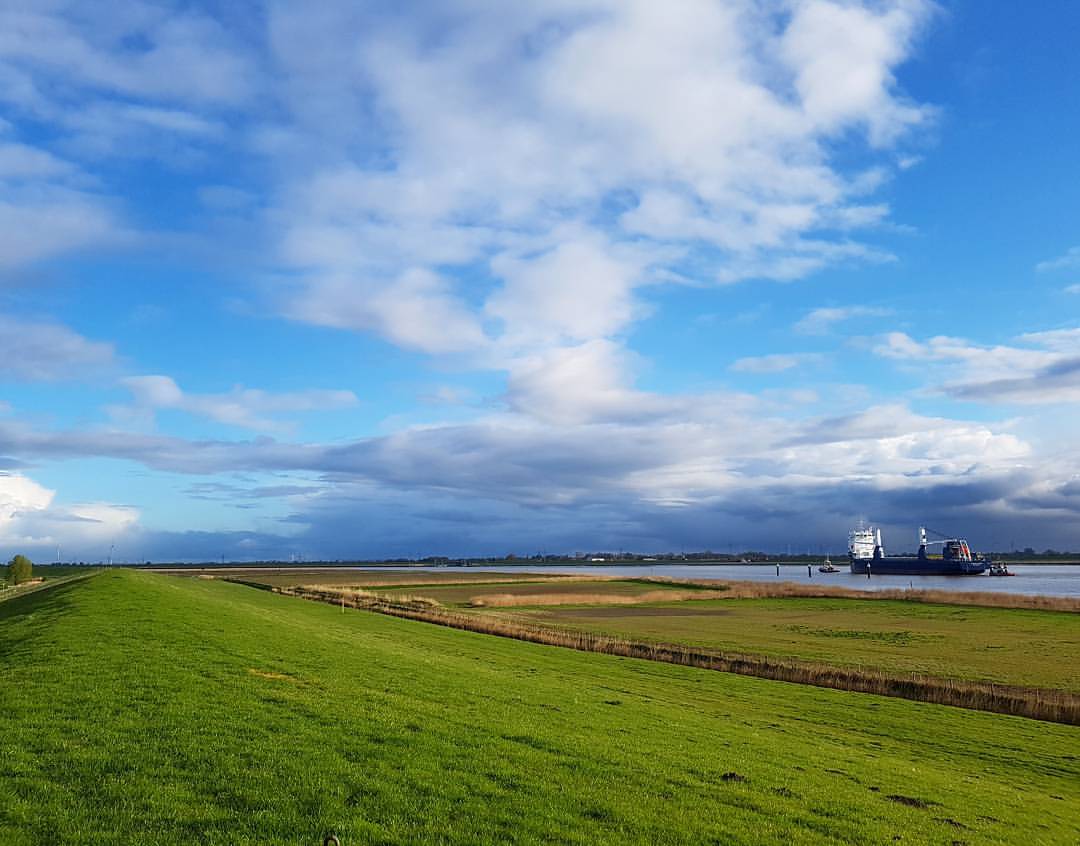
487;234;647;348
504;341;663;426
0;470;137;556
780;0;934;144
265;0;933;372
118;374;359;433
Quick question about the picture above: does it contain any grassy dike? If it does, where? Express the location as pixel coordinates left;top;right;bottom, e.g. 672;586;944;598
1;571;1078;845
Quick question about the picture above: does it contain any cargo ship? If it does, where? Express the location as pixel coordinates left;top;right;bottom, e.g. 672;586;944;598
848;524;988;576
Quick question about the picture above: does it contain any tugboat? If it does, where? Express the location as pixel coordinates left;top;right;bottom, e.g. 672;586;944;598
986;562;1015;576
818;557;840;573
848;525;988;576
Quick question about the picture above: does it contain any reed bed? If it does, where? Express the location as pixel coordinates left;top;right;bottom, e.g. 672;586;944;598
277;585;1080;725
641;577;1080;612
306;584;443;608
468;588;730;607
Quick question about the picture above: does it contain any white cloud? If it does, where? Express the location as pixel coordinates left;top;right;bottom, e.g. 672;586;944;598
419;386;475;407
0;141;121;271
780;0;934;145
730;353;823;374
0;314;115;380
0;5;254;109
1035;246;1080;273
0;471;53;519
0;470;137;554
487;234;646;347
505;340;660;426
288;268;487;356
0;182;119;269
119;375;359;433
874;327;1080;405
1016;327;1080;353
0;141;76;180
0;4;259;270
265;0;933;367
947;360;1080;405
795;305;892;334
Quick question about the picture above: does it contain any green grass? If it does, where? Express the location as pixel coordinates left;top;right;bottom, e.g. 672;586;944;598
460;595;1080;693
1;571;1078;844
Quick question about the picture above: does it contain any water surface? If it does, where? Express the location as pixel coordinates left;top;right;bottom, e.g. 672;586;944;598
408;563;1080;598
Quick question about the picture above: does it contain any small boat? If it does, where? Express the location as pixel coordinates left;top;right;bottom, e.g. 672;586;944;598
986;562;1015;576
818;558;840;573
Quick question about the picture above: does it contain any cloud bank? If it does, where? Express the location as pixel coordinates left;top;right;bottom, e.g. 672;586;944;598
2;2;1078;560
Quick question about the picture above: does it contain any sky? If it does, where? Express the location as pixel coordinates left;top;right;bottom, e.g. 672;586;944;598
1;0;1079;562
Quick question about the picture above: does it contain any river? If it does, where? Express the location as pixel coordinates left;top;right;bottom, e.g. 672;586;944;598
410;563;1080;598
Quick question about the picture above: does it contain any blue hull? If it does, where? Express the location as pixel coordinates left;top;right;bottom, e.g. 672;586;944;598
850;558;986;576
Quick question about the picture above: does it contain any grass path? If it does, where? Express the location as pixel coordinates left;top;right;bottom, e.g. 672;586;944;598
1;571;1078;844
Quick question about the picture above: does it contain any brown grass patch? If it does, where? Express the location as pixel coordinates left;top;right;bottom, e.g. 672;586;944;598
247;668;298;682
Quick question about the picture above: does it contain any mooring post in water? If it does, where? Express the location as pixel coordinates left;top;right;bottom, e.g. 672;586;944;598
867;563;871;579
776;563;780;576
807;564;812;579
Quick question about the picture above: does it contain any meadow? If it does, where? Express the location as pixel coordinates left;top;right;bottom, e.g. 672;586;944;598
486;596;1080;693
340;577;1080;693
1;570;1078;844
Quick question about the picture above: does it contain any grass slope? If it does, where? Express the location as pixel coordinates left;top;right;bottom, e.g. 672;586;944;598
1;571;1077;845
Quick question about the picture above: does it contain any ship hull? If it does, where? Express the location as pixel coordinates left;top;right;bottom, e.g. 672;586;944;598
850;558;986;576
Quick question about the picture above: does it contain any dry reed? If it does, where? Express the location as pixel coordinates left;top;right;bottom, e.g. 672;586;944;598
469;589;730;607
275;585;1080;726
639;577;1080;613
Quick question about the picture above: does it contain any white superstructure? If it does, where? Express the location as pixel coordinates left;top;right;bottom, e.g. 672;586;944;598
848;523;879;560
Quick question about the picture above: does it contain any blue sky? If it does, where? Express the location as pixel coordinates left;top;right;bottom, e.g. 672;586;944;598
1;0;1079;561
